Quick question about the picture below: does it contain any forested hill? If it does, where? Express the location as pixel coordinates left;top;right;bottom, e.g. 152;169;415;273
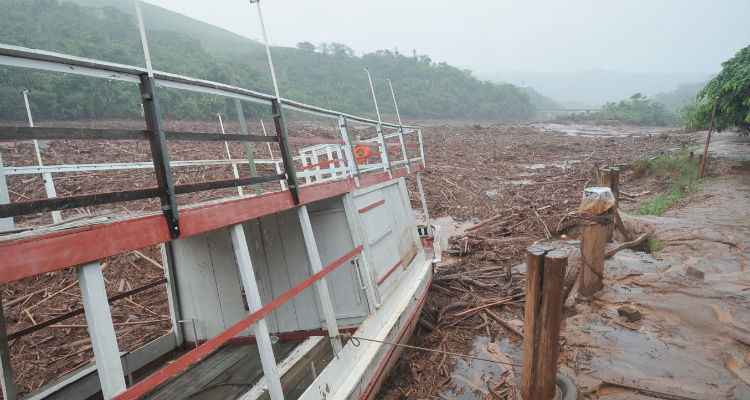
0;0;539;121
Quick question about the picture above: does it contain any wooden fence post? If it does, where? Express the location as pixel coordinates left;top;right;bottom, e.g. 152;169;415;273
599;167;620;204
599;167;620;241
522;246;567;400
579;219;608;297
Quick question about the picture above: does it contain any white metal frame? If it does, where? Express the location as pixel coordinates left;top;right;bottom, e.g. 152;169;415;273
0;296;17;400
387;79;411;174
416;172;431;235
337;116;360;187
22;90;62;223
342;193;381;311
230;224;285;400
2;158;278;176
297;206;343;354
77;261;127;399
0;44;426;227
161;243;184;347
0;153;12;232
364;68;391;176
217;113;244;196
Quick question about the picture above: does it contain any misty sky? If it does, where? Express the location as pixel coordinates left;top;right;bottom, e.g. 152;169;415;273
142;0;750;77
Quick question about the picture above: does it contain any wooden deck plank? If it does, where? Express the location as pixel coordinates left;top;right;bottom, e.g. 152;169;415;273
144;342;297;400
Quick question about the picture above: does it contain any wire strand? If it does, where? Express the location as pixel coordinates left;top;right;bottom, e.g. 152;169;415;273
344;334;523;367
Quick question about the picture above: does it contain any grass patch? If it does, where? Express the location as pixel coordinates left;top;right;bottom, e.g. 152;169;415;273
639;189;684;215
646;238;665;253
636;151;701;216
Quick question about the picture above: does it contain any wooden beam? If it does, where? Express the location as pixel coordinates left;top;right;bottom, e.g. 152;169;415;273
521;246;567;400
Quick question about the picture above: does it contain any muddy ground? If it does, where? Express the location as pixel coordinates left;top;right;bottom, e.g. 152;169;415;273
560;134;750;400
381;126;750;399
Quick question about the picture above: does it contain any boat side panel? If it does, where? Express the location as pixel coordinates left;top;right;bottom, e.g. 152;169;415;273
172;228;247;342
297;254;432;400
171;199;370;339
352;182;401;296
308;197;369;320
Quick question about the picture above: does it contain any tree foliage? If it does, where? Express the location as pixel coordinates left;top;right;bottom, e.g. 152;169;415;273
296;41;316;52
600;93;676;126
686;45;750;133
0;0;537;122
559;93;676;126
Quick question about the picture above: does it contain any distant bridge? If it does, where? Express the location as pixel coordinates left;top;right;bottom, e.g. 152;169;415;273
536;108;601;113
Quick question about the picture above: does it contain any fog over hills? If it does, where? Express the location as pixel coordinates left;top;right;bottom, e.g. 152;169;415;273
477;69;712;108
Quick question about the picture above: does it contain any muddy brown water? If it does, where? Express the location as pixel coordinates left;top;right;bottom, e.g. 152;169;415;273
561;137;750;399
432;129;750;399
439;336;522;399
532;123;676;138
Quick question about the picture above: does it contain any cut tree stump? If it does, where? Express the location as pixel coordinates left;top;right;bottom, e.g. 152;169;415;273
521;245;567;400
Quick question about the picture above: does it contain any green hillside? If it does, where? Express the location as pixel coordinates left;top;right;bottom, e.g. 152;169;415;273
66;0;265;57
0;0;538;121
520;86;560;110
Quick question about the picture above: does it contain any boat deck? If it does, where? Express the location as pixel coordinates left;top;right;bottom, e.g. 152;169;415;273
0;42;431;400
145;341;298;400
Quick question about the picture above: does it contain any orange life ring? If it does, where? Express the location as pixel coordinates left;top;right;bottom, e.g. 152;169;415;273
353;144;372;159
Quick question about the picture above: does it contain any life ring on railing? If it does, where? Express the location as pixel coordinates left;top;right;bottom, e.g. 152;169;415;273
353;144;373;164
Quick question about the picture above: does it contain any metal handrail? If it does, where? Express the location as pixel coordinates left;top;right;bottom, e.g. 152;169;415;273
0;44;420;130
0;42;425;235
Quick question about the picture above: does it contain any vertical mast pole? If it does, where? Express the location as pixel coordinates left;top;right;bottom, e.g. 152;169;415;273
253;0;281;100
134;2;184;348
250;0;299;202
134;0;154;77
387;79;410;173
365;68;383;123
365;68;391;175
